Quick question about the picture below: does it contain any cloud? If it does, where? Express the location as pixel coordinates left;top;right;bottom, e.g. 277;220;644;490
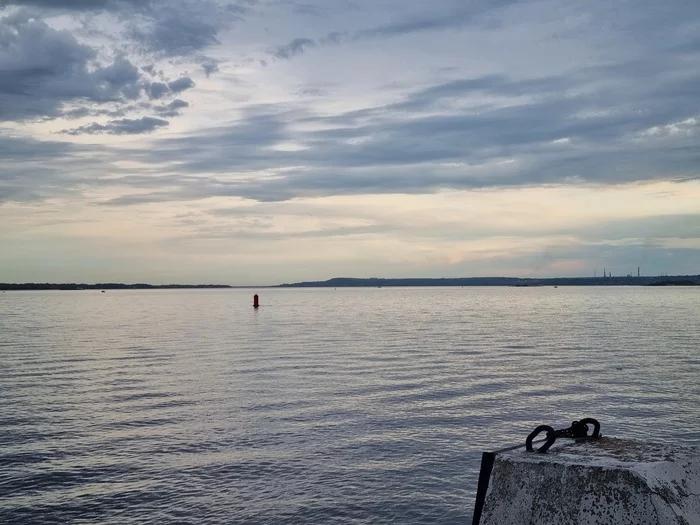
265;1;517;60
154;99;189;117
1;0;700;285
0;132;114;203
125;0;253;56
201;60;219;77
354;0;517;40
269;31;351;60
147;82;170;99
573;214;700;244
0;12;191;124
3;0;700;208
167;76;195;93
0;7;202;131
61;116;169;135
145;76;195;99
91;49;700;204
319;31;347;45
3;0;256;61
272;37;315;59
0;0;145;9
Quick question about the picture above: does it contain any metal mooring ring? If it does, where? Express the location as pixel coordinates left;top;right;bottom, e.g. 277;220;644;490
525;425;557;453
577;417;601;438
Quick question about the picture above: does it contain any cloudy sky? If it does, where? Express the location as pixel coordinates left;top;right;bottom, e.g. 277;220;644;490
1;0;699;285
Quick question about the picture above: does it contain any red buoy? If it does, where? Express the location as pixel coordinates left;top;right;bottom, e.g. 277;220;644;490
253;294;259;308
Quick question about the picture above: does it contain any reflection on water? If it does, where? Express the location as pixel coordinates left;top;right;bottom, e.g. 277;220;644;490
1;287;699;524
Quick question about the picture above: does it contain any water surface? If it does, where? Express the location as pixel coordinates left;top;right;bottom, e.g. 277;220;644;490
1;287;699;523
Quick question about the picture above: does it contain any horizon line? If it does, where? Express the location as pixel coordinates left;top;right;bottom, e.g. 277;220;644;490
2;273;699;290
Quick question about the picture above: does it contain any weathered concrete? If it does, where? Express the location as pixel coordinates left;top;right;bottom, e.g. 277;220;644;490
480;438;700;525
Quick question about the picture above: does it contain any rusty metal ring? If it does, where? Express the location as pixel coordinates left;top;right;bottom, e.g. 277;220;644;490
577;417;601;438
526;425;557;453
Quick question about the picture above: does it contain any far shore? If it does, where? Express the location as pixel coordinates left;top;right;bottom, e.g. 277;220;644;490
2;275;699;291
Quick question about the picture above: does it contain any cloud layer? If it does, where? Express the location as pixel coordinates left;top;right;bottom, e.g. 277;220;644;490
1;0;699;282
0;0;245;132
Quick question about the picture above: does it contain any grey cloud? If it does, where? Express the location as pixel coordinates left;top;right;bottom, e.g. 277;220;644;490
129;11;219;56
5;0;254;61
99;192;178;206
281;1;334;18
126;0;253;56
145;77;195;100
168;76;195;93
61;101;159;119
3;0;700;210
352;0;520;40
385;74;574;114
268;1;516;60
92;55;142;99
0;134;114;203
271;31;346;60
148;82;170;99
0;133;78;160
319;31;347;45
275;0;517;54
273;38;315;59
154;99;189;117
572;215;700;244
201;60;219;77
356;12;483;40
0;15;143;121
0;11;199;127
0;0;145;9
94;44;700;204
61;116;169;135
270;32;347;60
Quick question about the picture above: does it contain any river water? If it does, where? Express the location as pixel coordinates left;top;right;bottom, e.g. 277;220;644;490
1;287;699;524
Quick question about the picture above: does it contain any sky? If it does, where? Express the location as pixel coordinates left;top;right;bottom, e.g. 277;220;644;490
1;0;699;285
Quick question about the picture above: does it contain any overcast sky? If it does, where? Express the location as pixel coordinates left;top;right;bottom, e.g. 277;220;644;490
1;0;699;285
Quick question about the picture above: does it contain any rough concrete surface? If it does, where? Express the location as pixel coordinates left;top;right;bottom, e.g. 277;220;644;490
480;438;700;525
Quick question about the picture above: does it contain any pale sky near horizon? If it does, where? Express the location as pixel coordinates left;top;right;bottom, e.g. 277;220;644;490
1;0;699;285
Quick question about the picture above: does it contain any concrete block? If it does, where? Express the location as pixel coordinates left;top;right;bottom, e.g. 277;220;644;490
479;438;700;525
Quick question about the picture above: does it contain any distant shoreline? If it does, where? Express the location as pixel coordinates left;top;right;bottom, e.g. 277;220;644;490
275;276;700;288
0;283;235;291
2;275;699;291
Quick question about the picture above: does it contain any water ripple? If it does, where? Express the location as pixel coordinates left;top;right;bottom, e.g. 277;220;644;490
1;287;699;524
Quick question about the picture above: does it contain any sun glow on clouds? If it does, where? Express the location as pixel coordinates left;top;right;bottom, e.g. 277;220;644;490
2;180;699;284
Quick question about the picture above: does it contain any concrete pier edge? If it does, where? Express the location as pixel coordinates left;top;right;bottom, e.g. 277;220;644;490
474;437;700;525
